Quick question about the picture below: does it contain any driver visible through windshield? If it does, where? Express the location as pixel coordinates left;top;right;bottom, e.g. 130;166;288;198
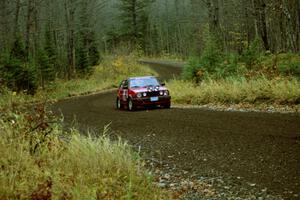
129;77;160;88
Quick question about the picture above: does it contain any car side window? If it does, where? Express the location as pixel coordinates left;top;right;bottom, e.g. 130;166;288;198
119;80;125;88
123;80;128;89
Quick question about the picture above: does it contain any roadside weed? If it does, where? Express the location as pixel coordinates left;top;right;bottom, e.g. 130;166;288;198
0;109;168;199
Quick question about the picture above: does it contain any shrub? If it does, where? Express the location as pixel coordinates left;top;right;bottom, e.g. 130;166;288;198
182;35;223;81
277;53;300;77
182;57;202;81
200;35;223;73
241;37;263;69
217;53;246;78
183;53;245;81
0;35;37;94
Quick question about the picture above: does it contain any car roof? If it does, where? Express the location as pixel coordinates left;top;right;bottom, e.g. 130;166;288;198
128;76;157;80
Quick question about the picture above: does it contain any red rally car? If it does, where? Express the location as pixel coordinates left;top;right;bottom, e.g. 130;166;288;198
116;76;171;111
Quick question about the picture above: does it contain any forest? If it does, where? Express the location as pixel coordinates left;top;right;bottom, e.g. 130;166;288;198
0;0;299;93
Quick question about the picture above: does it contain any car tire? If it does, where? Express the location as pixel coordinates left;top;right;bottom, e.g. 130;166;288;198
164;102;171;109
116;98;123;110
127;98;135;111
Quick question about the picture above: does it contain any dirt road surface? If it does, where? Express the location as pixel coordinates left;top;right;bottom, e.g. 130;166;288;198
53;61;300;199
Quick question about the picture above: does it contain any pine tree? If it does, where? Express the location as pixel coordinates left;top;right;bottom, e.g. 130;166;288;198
88;31;100;66
118;0;152;51
76;41;90;74
42;25;56;82
2;34;37;93
76;0;100;75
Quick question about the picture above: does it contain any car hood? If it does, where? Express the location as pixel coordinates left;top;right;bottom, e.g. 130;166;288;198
131;86;167;93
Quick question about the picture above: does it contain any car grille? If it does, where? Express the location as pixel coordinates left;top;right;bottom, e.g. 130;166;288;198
147;91;160;97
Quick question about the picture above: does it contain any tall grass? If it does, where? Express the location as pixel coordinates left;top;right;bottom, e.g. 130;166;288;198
0;111;168;199
168;77;300;105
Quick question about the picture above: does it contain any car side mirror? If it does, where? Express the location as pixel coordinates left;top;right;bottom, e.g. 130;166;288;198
123;86;128;89
161;82;165;86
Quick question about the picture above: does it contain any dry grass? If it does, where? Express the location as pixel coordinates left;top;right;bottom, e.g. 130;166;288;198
168;77;300;106
0;111;168;199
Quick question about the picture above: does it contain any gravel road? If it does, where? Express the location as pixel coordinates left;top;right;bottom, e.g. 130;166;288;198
52;61;300;199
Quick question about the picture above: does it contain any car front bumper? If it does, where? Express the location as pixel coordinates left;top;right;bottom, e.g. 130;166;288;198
132;96;171;106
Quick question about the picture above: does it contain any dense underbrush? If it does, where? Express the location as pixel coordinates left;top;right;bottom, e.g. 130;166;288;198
176;37;300;109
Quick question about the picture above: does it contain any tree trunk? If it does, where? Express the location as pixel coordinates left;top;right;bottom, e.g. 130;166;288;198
206;0;220;35
260;1;269;51
25;0;37;59
0;0;12;53
253;0;269;50
132;0;137;42
14;0;21;36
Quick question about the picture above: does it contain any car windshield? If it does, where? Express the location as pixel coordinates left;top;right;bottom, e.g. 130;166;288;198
130;77;160;88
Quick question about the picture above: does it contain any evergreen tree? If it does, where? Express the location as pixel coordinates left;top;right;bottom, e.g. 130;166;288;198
76;40;90;74
44;24;57;67
87;31;100;66
76;0;100;75
39;24;56;85
118;0;152;51
10;34;27;62
1;35;37;93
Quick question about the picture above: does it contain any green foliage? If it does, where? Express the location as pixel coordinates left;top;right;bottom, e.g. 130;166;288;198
242;38;263;69
183;34;229;81
183;36;300;82
76;44;90;75
200;35;223;72
37;24;59;85
76;32;100;76
182;57;202;81
89;41;100;66
0;36;37;93
76;1;100;76
37;48;55;87
117;0;152;52
279;61;300;77
277;53;300;77
44;25;57;63
146;25;160;55
10;34;27;62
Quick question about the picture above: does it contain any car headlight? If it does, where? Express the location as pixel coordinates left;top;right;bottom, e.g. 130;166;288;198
137;93;142;98
159;91;164;96
143;92;147;97
164;90;169;96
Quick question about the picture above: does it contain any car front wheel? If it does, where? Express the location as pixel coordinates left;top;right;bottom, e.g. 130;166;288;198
116;98;122;110
128;98;135;111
